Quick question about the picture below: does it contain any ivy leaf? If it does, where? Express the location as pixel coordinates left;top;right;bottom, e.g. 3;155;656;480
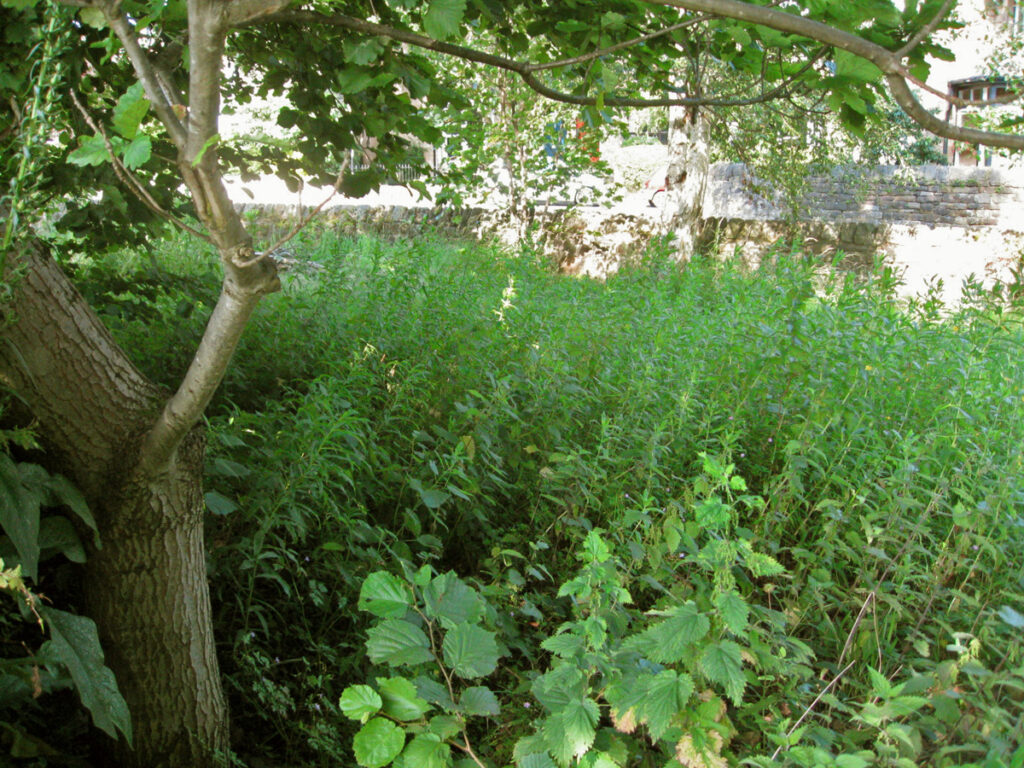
460;685;500;716
0;454;42;579
353;717;405;768
700;640;746;706
401;733;451;768
378;676;431;721
112;83;150;139
340;684;383;722
41;607;132;743
442;623;499;678
121;135;151;170
423;571;484;628
359;572;412;618
366;619;434;667
423;0;467;39
67;134;109;167
715;590;749;635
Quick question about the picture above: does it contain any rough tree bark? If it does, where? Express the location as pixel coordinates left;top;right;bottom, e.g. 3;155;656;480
0;242;229;766
661;103;710;259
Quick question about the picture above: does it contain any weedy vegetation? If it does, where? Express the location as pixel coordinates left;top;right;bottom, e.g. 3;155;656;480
4;227;1024;767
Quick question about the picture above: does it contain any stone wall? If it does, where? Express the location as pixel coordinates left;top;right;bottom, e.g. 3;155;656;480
703;162;1024;229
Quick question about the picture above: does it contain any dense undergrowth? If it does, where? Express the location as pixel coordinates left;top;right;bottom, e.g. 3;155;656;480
15;229;1024;766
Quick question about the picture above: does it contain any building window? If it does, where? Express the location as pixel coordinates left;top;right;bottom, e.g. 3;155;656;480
945;77;1008;167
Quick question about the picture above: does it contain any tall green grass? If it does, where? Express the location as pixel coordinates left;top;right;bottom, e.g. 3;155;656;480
85;229;1024;766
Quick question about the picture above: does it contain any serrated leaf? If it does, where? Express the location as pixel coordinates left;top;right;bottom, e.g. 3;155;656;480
378;676;431;721
716;591;749;635
112;83;150;139
640;670;691;741
41;607;132;743
415;676;455;708
541;632;584;658
695;496;730;530
700;641;746;706
353;717;405;768
532;665;585;712
360;572;412;618
560;698;599;761
633;602;710;664
401;733;451;768
442;623;498;678
67;134;109;167
0;454;42;579
428;714;462;740
423;572;483;628
518;753;558;768
744;550;785;578
423;0;467;39
460;685;499;716
120;135;151;170
367;619;434;667
340;684;383;722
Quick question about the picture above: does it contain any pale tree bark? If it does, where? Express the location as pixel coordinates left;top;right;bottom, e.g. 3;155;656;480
0;242;229;767
661;104;710;259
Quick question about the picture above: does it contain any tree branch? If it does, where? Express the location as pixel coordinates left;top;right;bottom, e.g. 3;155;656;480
98;0;187;147
895;0;956;60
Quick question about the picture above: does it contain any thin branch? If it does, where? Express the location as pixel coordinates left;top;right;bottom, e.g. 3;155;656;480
896;0;956;60
68;90;212;242
98;0;187;147
524;15;713;73
770;661;856;761
259;155;351;257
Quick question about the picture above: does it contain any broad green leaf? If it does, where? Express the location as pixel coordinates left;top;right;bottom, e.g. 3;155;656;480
41;474;98;546
359;572;412;618
428;714;462;740
41;607;132;743
37;516;85;564
835;49;883;83
641;670;693;741
366;619;434;667
353;717;405;768
744;551;785;578
401;733;451;768
700;641;746;706
998;605;1024;628
561;698;599;760
695;496;729;530
67;134;109;167
442;623;499;678
337;68;375;95
540;632;584;658
78;6;106;27
715;590;749;635
423;572;483;628
423;0;467;40
518;753;558;768
460;685;499;716
632;602;710;664
344;38;386;65
414;676;455;708
120;135;151;170
340;684;383;722
532;665;585;711
204;490;239;516
582;530;610;563
378;676;431;720
112;83;150;139
0;454;41;579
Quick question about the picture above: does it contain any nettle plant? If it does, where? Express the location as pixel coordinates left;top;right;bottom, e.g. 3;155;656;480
339;567;504;768
342;454;789;768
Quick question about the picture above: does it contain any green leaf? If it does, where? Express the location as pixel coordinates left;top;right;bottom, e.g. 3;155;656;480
582;530;611;563
344;38;386;65
744;550;785;578
112;83;150;139
359;572;412;618
998;605;1024;628
401;733;451;768
561;698;599;759
340;685;383;722
428;714;462;740
67;134;109;167
695;496;730;530
121;135;151;170
37;516;85;563
422;572;483;628
353;717;405;768
540;632;584;658
442;623;499;678
78;6;106;27
379;676;431;721
41;474;98;547
642;670;693;741
204;490;239;516
415;676;455;709
835;49;883;83
366;619;434;667
423;0;467;39
532;665;585;711
337;68;376;95
632;602;710;664
0;454;41;579
518;753;558;768
191;134;220;167
715;590;749;635
700;640;746;706
460;685;500;716
41;607;132;743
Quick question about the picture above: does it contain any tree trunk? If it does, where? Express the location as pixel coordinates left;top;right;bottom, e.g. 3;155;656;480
0;240;229;767
661;104;710;260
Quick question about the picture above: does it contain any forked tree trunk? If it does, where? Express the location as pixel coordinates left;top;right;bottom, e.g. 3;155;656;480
0;241;228;767
662;104;710;259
